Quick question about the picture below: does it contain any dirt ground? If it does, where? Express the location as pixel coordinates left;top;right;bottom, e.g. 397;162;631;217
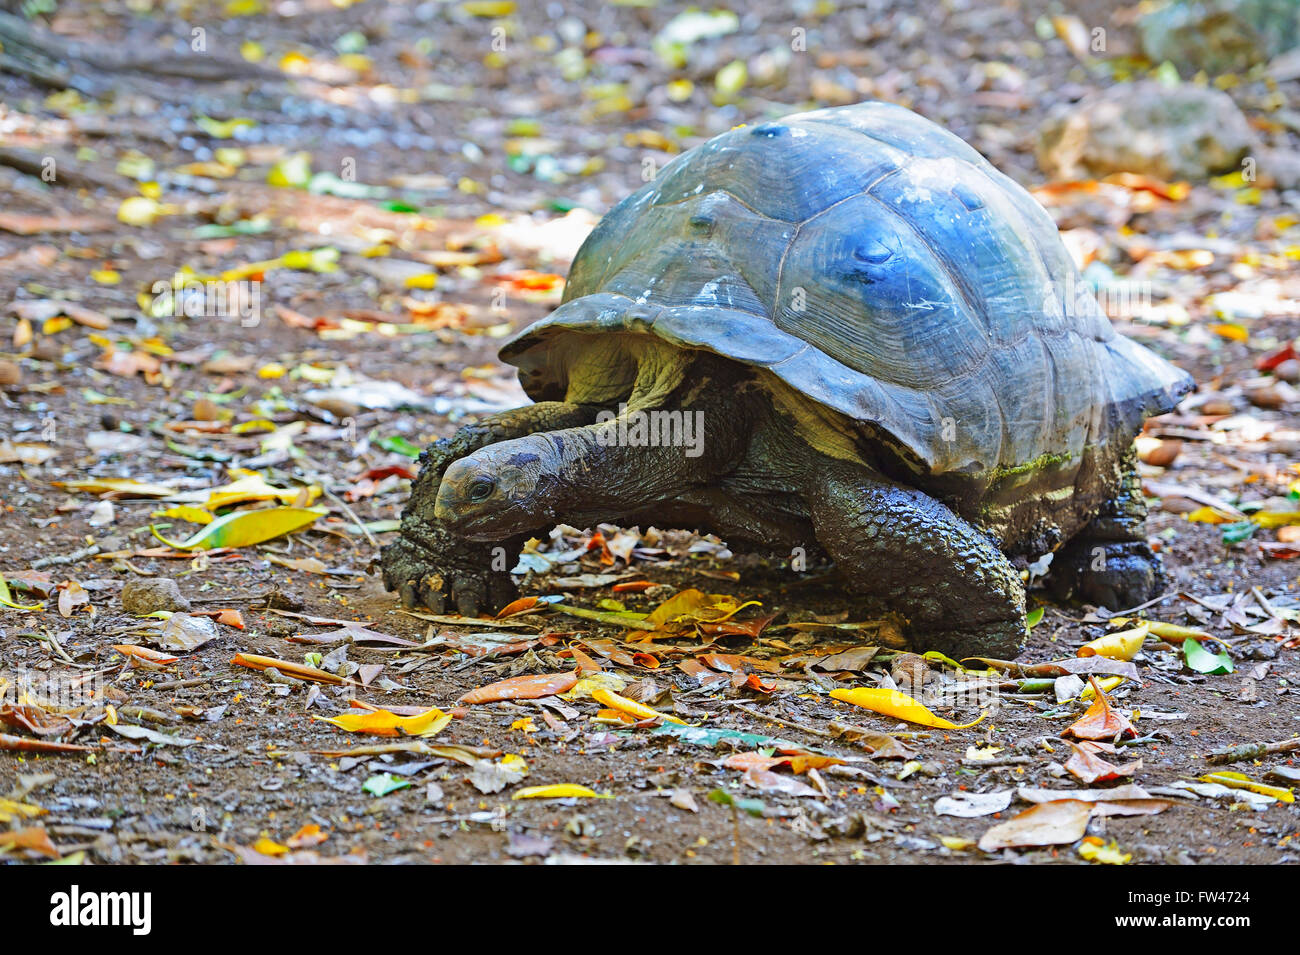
1;0;1298;865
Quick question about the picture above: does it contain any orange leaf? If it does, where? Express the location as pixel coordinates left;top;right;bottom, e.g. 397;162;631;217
231;652;343;685
1064;677;1136;740
0;826;60;857
495;596;543;618
286;824;328;849
1064;744;1141;784
611;580;654;593
113;644;179;665
458;671;579;704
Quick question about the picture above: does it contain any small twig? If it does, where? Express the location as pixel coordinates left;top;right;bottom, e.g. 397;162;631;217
323;489;378;548
31;544;99;569
730;701;834;739
1102;590;1180;619
151;677;215;691
1205;737;1300;766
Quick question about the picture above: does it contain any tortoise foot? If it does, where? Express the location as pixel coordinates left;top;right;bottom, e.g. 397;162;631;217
379;522;518;617
1050;539;1164;611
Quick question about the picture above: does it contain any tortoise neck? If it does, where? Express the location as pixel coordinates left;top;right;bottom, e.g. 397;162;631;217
540;375;753;523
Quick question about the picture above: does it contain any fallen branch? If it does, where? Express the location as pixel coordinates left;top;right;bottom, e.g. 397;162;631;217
1205;738;1300;766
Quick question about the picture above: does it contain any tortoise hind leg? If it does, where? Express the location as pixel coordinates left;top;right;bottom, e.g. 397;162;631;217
809;462;1026;659
1049;450;1164;610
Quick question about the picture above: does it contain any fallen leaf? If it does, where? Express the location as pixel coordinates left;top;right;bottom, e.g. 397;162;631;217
312;707;450;738
1064;677;1136;740
830;686;986;730
511;784;608;800
458;671;579;704
978;800;1093;852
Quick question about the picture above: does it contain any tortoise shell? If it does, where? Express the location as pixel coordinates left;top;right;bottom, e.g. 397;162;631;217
500;102;1191;547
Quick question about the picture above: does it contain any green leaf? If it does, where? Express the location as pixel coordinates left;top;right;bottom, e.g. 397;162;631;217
707;788;765;817
150;506;326;550
375;435;422;458
1026;606;1045;628
1221;521;1257;545
362;773;412;796
1183;638;1234;675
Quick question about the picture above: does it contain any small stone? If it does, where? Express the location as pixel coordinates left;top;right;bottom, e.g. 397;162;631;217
0;360;21;387
1037;83;1254;181
121;578;192;614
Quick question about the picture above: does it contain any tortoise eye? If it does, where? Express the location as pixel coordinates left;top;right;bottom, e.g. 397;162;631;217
467;477;495;502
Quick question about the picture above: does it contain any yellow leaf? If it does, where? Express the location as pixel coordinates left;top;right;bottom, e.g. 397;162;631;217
1185;506;1232;524
151;505;214;525
117;196;173;227
829;687;987;730
1077;623;1148;661
200;471;320;510
195;116;256;139
591;686;686;725
1079;675;1125;699
0;798;46;823
559;671;626;700
1078;837;1131;864
312;706;450;738
90;269;120;285
643;588;760;631
1250;511;1300;529
1200;772;1294;803
267;152;312;188
252;837;288;857
940;835;976;851
257;362;287;379
53;478;178;498
1209;322;1249;342
150;506;326;550
511;784;608;800
461;1;516;16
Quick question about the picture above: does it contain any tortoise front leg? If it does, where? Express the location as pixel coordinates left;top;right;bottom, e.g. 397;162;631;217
380;402;601;615
809;462;1027;659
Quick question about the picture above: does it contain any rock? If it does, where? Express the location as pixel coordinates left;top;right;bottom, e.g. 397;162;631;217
121;578;192;614
1037;83;1254;181
1139;0;1300;76
0;360;20;386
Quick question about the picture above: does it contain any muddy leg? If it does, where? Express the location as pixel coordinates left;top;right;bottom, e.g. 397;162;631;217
809;463;1026;658
379;402;600;615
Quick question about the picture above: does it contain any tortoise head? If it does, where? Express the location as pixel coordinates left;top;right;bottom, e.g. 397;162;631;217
434;438;556;540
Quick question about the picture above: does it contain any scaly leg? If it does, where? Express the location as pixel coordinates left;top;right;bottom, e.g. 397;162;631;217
809;462;1026;658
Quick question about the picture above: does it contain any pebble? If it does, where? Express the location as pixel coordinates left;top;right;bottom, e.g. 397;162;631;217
121;578;192;614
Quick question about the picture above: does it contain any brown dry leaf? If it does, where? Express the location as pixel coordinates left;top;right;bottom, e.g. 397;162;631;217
1064;677;1136;740
1064;743;1141;784
827;722;919;760
977;800;1093;852
741;767;821;798
57;580;90;618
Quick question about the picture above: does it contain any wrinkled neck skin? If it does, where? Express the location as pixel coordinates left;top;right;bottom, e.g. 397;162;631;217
436;360;754;541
